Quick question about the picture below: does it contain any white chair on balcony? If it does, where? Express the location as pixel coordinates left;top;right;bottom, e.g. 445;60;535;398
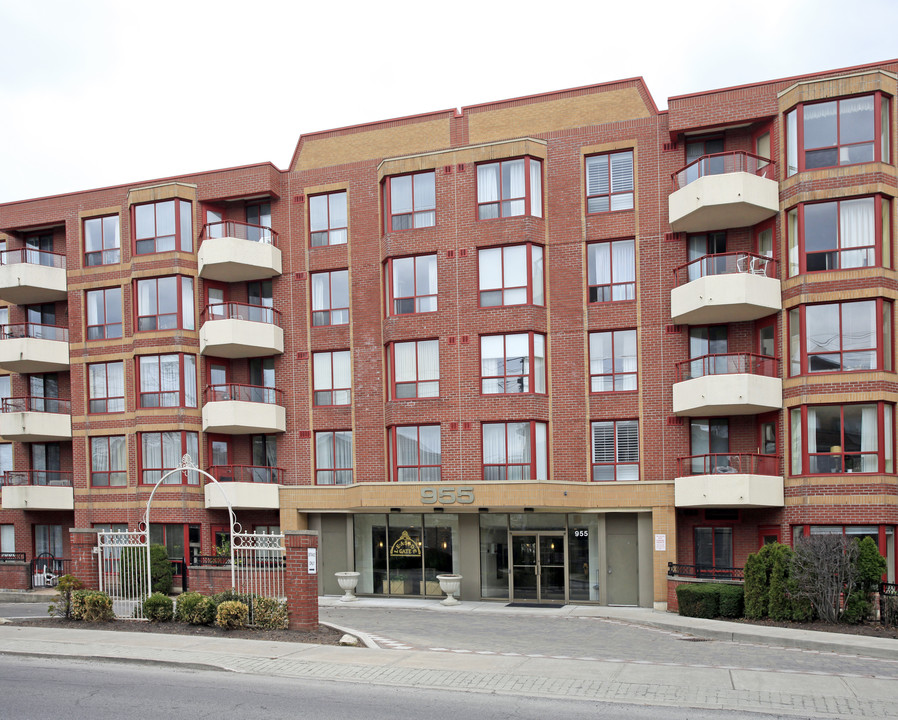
750;256;770;276
735;254;749;273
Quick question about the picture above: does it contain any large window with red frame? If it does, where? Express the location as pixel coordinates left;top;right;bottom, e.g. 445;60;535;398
591;419;639;481
789;299;892;375
133;199;192;254
585;150;634;213
786;195;892;275
387;339;439;399
480;332;545;394
589;329;637;392
85;287;122;340
477;157;542;220
587;238;635;302
136;276;195;331
482;421;547;481
790;403;894;475
137;354;197;408
383;172;435;232
478;244;543;307
315;431;352;485
786;93;891;175
88;361;125;413
389;425;441;482
90;436;127;487
309;191;347;246
313;350;351;406
311;270;349;326
385;254;437;315
83;214;120;266
694;526;734;576
140;431;199;485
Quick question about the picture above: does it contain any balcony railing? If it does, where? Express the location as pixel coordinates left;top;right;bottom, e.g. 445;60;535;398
668;562;744;581
671;151;775;191
192;554;285;568
203;383;283;405
0;470;73;487
201;302;280;325
200;221;278;246
208;464;282;484
31;555;70;587
674;251;777;286
0;552;26;562
676;353;778;382
676;453;780;477
0;248;67;269
0;322;69;342
2;396;71;413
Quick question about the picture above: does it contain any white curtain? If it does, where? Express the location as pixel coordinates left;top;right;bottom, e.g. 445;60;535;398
618;330;637;390
108;362;124;411
313;352;331;391
414;172;435;211
529;159;542;217
138;279;155;317
181;277;194;330
143;433;161;483
482;424;506;465
161;432;181;483
861;405;878;471
534;422;547;479
333;351;351;400
477;164;499;204
390;175;413;215
788;209;799;276
0;524;14;553
140;357;159;400
589;243;610;287
533;334;546;393
786;109;798;176
791;409;802;475
311;273;329;312
394;342;417;382
505;160;525;200
160;355;179;406
422;254;438;297
839;198;874;268
507;422;529;466
531;245;544;305
184;355;196;407
334;431;353;484
612;239;635;299
417;340;439;381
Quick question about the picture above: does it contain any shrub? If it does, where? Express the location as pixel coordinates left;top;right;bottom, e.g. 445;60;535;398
717;584;744;618
72;590;114;622
791;534;859;623
48;574;84;619
251;596;288;630
743;550;770;619
842;592;871;624
187;597;216;626
216;600;248;630
175;591;204;622
676;583;719;619
150;544;173;595
768;544;794;621
855;537;887;596
143;592;174;622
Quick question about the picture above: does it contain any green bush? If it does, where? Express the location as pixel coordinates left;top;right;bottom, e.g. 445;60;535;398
72;590;114;622
768;544;794;621
743;544;782;619
855;537;887;596
251;596;288;630
789;576;815;622
842;592;871;624
717;584;744;618
187;597;216;626
143;592;174;622
150;544;173;595
175;591;204;622
48;574;84;619
676;583;719;618
216;600;249;630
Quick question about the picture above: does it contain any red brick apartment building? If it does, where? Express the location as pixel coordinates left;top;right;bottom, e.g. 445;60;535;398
0;59;895;607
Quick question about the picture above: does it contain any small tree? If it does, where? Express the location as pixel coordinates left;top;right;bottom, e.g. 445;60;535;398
150;544;173;595
48;574;84;619
767;544;794;621
791;534;859;623
744;543;781;618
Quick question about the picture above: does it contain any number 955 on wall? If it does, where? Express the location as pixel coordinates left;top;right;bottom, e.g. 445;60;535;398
420;486;475;505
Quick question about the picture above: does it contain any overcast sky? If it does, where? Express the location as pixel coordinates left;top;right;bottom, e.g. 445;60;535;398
1;0;895;203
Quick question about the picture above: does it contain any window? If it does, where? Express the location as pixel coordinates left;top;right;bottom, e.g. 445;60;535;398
591;420;639;481
695;527;733;573
0;306;7;328
789;300;892;375
140;431;199;484
587;239;635;302
310;191;347;246
0;522;14;554
386;255;437;315
0;375;10;405
389;425;441;482
687;325;728;378
477;157;542;219
85;287;122;340
0;443;11;485
245;202;272;242
790;403;893;475
482;421;547;481
88;361;125;413
138;354;197;408
311;270;349;326
585;151;634;213
251;435;278;482
136;276;195;331
388;339;439;399
31;442;60;485
478;244;544;307
689;418;729;474
786;93;891;175
787;196;891;275
480;333;545;394
589;330;637;391
684;137;725;184
313;350;351;406
84;215;120;266
35;524;64;557
384;172;436;231
315;431;352;485
686;232;727;281
133;199;192;254
90;436;127;486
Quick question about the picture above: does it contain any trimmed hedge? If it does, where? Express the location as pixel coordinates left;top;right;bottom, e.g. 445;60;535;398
216;600;249;630
717;584;744;618
677;583;744;619
143;592;174;622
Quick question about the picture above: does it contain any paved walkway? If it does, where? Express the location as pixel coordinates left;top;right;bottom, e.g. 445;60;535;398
1;595;896;718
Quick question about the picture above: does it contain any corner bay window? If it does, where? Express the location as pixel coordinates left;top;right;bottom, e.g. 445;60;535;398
140;431;199;484
478;244;543;307
789;300;892;375
589;330;637;391
480;333;545;394
133;199;192;254
384;172;436;231
482;421;547;481
310;191;347;246
313;350;351;406
138;354;197;408
88;361;125;413
315;431;352;485
790;403;894;475
587;239;635;302
311;270;349;326
86;287;122;340
586;150;634;213
83;215;120;266
389;425;441;482
386;255;437;315
591;420;639;481
388;339;439;399
136;276;195;331
477;157;542;220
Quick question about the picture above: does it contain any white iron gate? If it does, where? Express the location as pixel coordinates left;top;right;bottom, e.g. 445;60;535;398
232;530;286;601
98;530;150;619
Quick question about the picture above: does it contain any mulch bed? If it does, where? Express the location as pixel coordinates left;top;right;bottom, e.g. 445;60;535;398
734;617;898;640
10;617;346;645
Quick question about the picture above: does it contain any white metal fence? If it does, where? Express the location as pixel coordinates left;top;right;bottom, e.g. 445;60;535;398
232;531;286;601
98;530;150;619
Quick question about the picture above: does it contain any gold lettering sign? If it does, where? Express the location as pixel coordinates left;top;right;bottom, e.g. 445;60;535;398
390;530;421;557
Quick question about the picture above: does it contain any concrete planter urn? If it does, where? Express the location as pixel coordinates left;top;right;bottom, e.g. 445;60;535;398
335;571;361;602
436;574;462;605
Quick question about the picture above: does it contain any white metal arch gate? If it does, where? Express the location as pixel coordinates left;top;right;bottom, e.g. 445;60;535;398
97;454;285;619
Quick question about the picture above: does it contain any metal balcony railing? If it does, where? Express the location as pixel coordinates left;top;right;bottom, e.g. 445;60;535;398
676;453;781;477
676;352;779;382
0;552;26;562
203;383;283;405
0;470;73;487
200;220;278;246
2;396;71;413
0;248;67;269
201;302;280;325
0;322;69;342
208;464;282;484
668;562;744;581
671;151;775;191
673;251;778;286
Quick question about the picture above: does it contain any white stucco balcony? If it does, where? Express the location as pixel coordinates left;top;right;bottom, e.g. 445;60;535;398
674;454;784;508
0;324;70;373
204;466;282;510
202;384;286;434
0;249;67;305
1;471;74;510
673;353;782;416
199;303;284;359
198;221;282;282
0;397;72;441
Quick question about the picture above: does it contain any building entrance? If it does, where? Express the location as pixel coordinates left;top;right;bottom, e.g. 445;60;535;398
510;532;566;603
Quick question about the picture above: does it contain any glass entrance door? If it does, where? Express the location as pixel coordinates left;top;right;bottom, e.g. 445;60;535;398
511;532;566;603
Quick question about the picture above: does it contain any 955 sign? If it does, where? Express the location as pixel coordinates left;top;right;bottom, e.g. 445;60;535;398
420;486;475;505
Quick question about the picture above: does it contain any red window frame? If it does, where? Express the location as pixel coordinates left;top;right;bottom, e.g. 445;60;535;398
383;171;436;232
309;191;348;247
591;419;639;481
479;332;546;395
477;243;544;307
314;430;353;485
387;339;439;399
312;350;351;406
137;353;197;409
310;269;349;327
589;329;637;392
587;238;636;303
788;299;892;376
89;435;127;487
385;254;438;315
476;156;542;220
83;214;120;266
132;199;193;255
389;425;441;482
87;361;125;414
585;150;634;214
138;431;199;485
481;420;547;481
135;276;195;332
85;287;123;340
693;526;734;574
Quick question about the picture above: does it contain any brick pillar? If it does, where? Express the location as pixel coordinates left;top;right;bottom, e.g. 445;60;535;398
69;529;100;590
284;530;319;630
